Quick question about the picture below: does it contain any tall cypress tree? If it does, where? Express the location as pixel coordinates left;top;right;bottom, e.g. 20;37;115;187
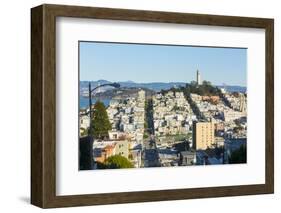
91;101;112;139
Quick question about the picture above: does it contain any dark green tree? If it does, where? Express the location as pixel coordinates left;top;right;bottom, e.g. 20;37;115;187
229;145;247;164
190;81;197;87
91;101;112;139
202;80;212;86
96;161;107;169
105;155;134;169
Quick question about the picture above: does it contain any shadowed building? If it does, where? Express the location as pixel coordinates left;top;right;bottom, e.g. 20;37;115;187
180;151;196;166
79;136;93;170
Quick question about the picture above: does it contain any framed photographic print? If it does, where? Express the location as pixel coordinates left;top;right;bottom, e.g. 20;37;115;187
31;4;274;208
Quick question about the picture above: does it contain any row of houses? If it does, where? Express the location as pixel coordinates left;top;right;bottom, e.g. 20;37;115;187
106;90;145;144
153;91;195;137
91;90;146;168
190;92;247;139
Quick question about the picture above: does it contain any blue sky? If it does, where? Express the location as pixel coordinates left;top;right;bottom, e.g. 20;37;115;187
79;41;247;86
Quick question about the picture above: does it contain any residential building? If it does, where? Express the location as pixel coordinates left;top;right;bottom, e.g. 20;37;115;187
192;121;215;150
79;115;90;131
94;144;116;163
223;110;246;122
179;151;196;166
115;140;129;159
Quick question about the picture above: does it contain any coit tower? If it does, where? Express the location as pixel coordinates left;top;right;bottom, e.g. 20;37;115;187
196;70;201;85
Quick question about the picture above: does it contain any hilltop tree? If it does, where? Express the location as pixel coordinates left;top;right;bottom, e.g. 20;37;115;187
190;81;197;87
91;101;111;139
183;80;220;96
202;80;212;86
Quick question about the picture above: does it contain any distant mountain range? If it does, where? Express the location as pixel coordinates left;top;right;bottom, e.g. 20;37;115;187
217;85;246;93
80;80;247;93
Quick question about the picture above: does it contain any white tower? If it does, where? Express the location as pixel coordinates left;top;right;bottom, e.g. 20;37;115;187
196;70;201;85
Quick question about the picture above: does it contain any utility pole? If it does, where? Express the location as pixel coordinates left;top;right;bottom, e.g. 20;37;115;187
88;82;92;137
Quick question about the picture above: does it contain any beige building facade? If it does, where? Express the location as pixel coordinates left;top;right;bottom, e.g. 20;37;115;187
115;140;129;159
193;121;215;150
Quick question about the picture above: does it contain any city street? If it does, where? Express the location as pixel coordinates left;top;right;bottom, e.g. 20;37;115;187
142;98;160;167
143;136;160;167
